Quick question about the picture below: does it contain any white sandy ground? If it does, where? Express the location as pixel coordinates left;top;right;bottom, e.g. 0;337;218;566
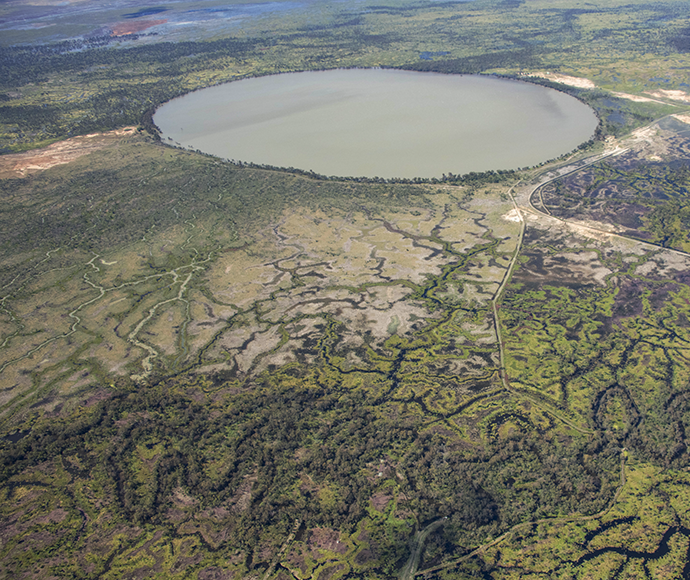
630;126;658;143
526;72;596;89
526;72;684;106
645;89;690;103
501;208;523;223
611;91;666;104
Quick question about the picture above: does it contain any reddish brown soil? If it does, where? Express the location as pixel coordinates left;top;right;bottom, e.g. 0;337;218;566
370;492;392;511
111;20;167;36
308;527;347;555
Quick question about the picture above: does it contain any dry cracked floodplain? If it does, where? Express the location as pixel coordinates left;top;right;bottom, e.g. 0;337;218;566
198;199;517;381
0;137;520;424
0;138;532;578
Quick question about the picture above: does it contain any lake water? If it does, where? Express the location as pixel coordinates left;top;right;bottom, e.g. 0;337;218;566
154;69;598;179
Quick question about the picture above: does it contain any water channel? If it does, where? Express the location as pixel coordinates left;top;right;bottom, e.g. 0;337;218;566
154;69;599;179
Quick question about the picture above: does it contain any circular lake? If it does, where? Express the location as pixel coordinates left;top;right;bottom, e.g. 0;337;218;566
154;69;598;179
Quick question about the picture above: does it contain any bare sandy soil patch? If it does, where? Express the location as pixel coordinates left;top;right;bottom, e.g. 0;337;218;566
502;208;523;223
611;91;666;104
525;72;596;89
645;89;690;103
0;128;137;178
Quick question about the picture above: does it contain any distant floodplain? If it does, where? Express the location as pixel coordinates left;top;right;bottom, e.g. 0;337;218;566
155;69;598;179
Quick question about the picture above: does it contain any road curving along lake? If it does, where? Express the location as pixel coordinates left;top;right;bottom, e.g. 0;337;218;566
154;69;599;179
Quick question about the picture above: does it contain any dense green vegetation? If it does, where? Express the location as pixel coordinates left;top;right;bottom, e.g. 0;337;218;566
3;0;690;578
0;373;624;577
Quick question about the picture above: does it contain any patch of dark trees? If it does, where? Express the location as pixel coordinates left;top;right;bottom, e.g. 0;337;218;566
140;107;161;140
218;156;518;187
670;27;690;52
0;369;628;574
0;37;258;86
0;36;263;143
400;48;539;76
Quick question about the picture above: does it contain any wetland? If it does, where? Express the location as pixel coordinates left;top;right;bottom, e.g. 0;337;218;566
4;0;690;577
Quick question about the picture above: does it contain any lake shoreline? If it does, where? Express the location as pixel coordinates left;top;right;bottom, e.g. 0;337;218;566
154;69;598;179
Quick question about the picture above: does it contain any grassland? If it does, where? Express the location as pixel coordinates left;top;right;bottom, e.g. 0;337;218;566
3;0;690;578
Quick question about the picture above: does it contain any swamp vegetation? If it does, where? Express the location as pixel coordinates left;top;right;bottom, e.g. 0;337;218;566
2;0;690;578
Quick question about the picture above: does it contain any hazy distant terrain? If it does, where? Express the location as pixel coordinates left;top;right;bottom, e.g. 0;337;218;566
2;1;690;578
